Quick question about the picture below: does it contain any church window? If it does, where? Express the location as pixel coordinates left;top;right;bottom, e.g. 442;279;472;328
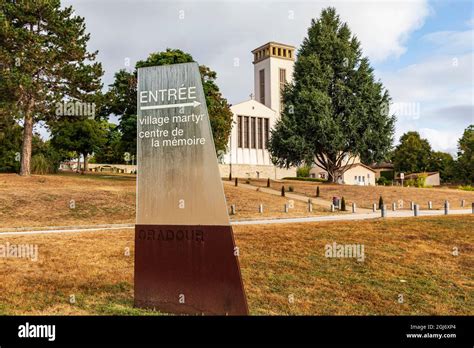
259;69;265;104
244;116;249;148
264;118;269;148
251;117;256;148
237;116;242;148
257;118;263;149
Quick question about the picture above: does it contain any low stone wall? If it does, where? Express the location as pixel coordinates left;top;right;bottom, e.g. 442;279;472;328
219;164;296;180
87;164;137;174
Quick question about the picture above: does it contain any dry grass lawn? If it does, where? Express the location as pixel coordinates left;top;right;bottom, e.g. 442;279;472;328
0;216;472;315
223;183;329;219
0;173;327;229
0;173;137;229
248;178;474;210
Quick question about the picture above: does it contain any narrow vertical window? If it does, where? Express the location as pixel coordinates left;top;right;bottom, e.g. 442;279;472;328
257;118;263;149
251;117;256;148
237;116;242;148
264;118;269;148
244;116;249;148
259;69;265;104
279;68;286;112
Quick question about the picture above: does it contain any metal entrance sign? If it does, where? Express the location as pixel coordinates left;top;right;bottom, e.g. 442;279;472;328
134;63;248;315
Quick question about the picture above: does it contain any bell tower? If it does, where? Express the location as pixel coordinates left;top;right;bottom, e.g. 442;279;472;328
252;42;295;115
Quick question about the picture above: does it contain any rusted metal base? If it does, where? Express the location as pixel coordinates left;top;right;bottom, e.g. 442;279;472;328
134;224;248;315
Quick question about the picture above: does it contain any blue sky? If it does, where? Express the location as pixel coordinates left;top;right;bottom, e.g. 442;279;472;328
371;0;473;154
49;0;473;155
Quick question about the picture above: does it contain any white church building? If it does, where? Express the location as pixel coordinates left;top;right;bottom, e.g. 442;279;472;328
219;41;375;185
219;42;297;179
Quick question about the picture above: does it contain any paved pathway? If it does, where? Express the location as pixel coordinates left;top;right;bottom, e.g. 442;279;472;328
232;209;471;225
224;180;373;213
0;209;470;236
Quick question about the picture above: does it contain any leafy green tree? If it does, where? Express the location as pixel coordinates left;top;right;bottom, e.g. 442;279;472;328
429;151;455;182
0;0;103;175
269;8;395;182
102;70;137;157
50;119;106;173
32;136;62;174
199;65;233;153
92;123;124;164
105;49;232;155
393;131;432;173
0;114;22;172
455;125;474;183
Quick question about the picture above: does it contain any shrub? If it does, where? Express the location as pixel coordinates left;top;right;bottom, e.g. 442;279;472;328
404;179;415;187
458;185;474;191
377;176;390;186
380;170;395;181
31;153;55;175
404;175;427;188
415;174;427;188
296;165;311;178
281;186;285;197
341;196;346;211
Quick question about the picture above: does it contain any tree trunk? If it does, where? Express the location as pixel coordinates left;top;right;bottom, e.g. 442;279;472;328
83;153;88;174
76;156;81;173
19;112;34;176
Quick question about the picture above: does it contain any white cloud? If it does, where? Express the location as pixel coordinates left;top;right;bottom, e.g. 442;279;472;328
418;128;459;153
381;53;473;104
63;0;431;103
336;0;430;61
380;48;473;154
422;29;473;53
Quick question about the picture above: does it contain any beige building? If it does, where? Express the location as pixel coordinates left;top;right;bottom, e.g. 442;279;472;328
310;156;376;186
219;41;376;184
220;42;297;179
396;172;440;186
337;163;376;186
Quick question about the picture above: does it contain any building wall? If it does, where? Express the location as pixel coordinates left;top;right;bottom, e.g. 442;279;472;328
219;164;296;180
254;57;294;115
61;163;137;174
342;166;376;186
221;42;297;179
425;173;440;186
254;58;272;110
222;100;277;167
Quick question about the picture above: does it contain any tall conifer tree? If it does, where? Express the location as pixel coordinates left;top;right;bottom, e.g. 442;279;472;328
269;8;395;182
0;0;103;175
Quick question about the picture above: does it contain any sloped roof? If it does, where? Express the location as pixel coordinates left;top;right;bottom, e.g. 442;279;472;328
370;162;394;169
230;99;277;115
